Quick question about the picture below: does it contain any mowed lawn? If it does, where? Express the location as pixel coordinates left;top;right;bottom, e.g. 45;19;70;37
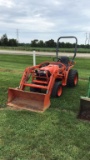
0;54;90;160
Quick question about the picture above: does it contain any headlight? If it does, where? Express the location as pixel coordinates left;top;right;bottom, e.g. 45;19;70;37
39;70;46;75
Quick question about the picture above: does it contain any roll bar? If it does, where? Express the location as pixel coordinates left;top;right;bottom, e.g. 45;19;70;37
56;36;78;61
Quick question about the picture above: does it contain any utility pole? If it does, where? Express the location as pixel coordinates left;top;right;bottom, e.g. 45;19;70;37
16;29;19;42
88;33;90;46
85;32;88;45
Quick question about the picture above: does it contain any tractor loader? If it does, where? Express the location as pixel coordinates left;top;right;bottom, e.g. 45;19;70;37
7;36;78;112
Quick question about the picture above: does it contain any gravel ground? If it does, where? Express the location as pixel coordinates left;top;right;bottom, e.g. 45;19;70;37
0;50;90;58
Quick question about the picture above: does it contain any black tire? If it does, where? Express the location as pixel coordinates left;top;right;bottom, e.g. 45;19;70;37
67;69;78;87
30;83;41;93
51;81;62;97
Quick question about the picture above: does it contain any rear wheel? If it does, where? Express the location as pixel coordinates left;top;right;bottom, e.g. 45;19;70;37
67;69;78;87
51;81;62;97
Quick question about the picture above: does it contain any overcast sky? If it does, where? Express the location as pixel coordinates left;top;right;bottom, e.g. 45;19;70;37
0;0;90;44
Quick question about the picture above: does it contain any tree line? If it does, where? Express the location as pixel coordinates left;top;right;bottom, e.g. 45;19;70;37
0;34;18;46
30;39;75;48
22;39;89;48
0;34;89;48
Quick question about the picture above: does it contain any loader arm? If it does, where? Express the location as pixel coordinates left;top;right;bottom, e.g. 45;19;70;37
19;65;39;90
7;62;60;112
19;62;50;90
20;64;61;96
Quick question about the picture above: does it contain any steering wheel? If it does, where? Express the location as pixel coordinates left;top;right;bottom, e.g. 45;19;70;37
53;57;61;62
53;57;66;68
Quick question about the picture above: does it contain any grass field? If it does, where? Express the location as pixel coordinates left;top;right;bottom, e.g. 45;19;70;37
0;46;90;53
0;54;90;160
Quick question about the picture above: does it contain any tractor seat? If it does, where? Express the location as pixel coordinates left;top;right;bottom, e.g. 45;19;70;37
60;56;70;65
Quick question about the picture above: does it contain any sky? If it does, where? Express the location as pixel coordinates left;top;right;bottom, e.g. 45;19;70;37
0;0;90;44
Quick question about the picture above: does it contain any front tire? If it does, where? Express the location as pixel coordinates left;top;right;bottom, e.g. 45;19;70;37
67;69;78;87
51;81;62;97
30;82;41;93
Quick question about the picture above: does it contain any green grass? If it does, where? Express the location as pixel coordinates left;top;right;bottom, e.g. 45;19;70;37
0;46;90;53
0;54;90;160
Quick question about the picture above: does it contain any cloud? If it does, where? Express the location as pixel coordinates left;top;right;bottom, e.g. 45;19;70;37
0;0;90;43
0;0;14;8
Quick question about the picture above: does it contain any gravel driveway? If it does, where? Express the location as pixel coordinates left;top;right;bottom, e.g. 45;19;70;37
0;50;90;58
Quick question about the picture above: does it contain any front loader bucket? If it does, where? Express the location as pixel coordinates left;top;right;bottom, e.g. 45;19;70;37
78;97;90;121
7;88;50;112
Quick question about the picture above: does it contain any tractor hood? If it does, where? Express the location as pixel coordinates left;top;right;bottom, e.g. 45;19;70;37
40;64;59;74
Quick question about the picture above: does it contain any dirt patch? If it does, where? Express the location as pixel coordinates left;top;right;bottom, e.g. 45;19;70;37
78;111;90;121
0;68;23;74
0;108;6;110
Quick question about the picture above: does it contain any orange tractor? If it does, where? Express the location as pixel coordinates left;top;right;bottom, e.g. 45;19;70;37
7;36;78;112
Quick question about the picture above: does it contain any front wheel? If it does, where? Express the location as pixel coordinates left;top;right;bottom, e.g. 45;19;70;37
30;82;41;93
51;81;62;97
67;69;78;87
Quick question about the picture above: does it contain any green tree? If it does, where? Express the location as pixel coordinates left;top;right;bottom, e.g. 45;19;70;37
45;39;56;47
31;39;38;47
8;39;18;46
0;34;8;46
38;40;45;47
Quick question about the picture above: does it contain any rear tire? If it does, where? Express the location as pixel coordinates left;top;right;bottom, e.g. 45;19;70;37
51;81;62;97
67;69;78;87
